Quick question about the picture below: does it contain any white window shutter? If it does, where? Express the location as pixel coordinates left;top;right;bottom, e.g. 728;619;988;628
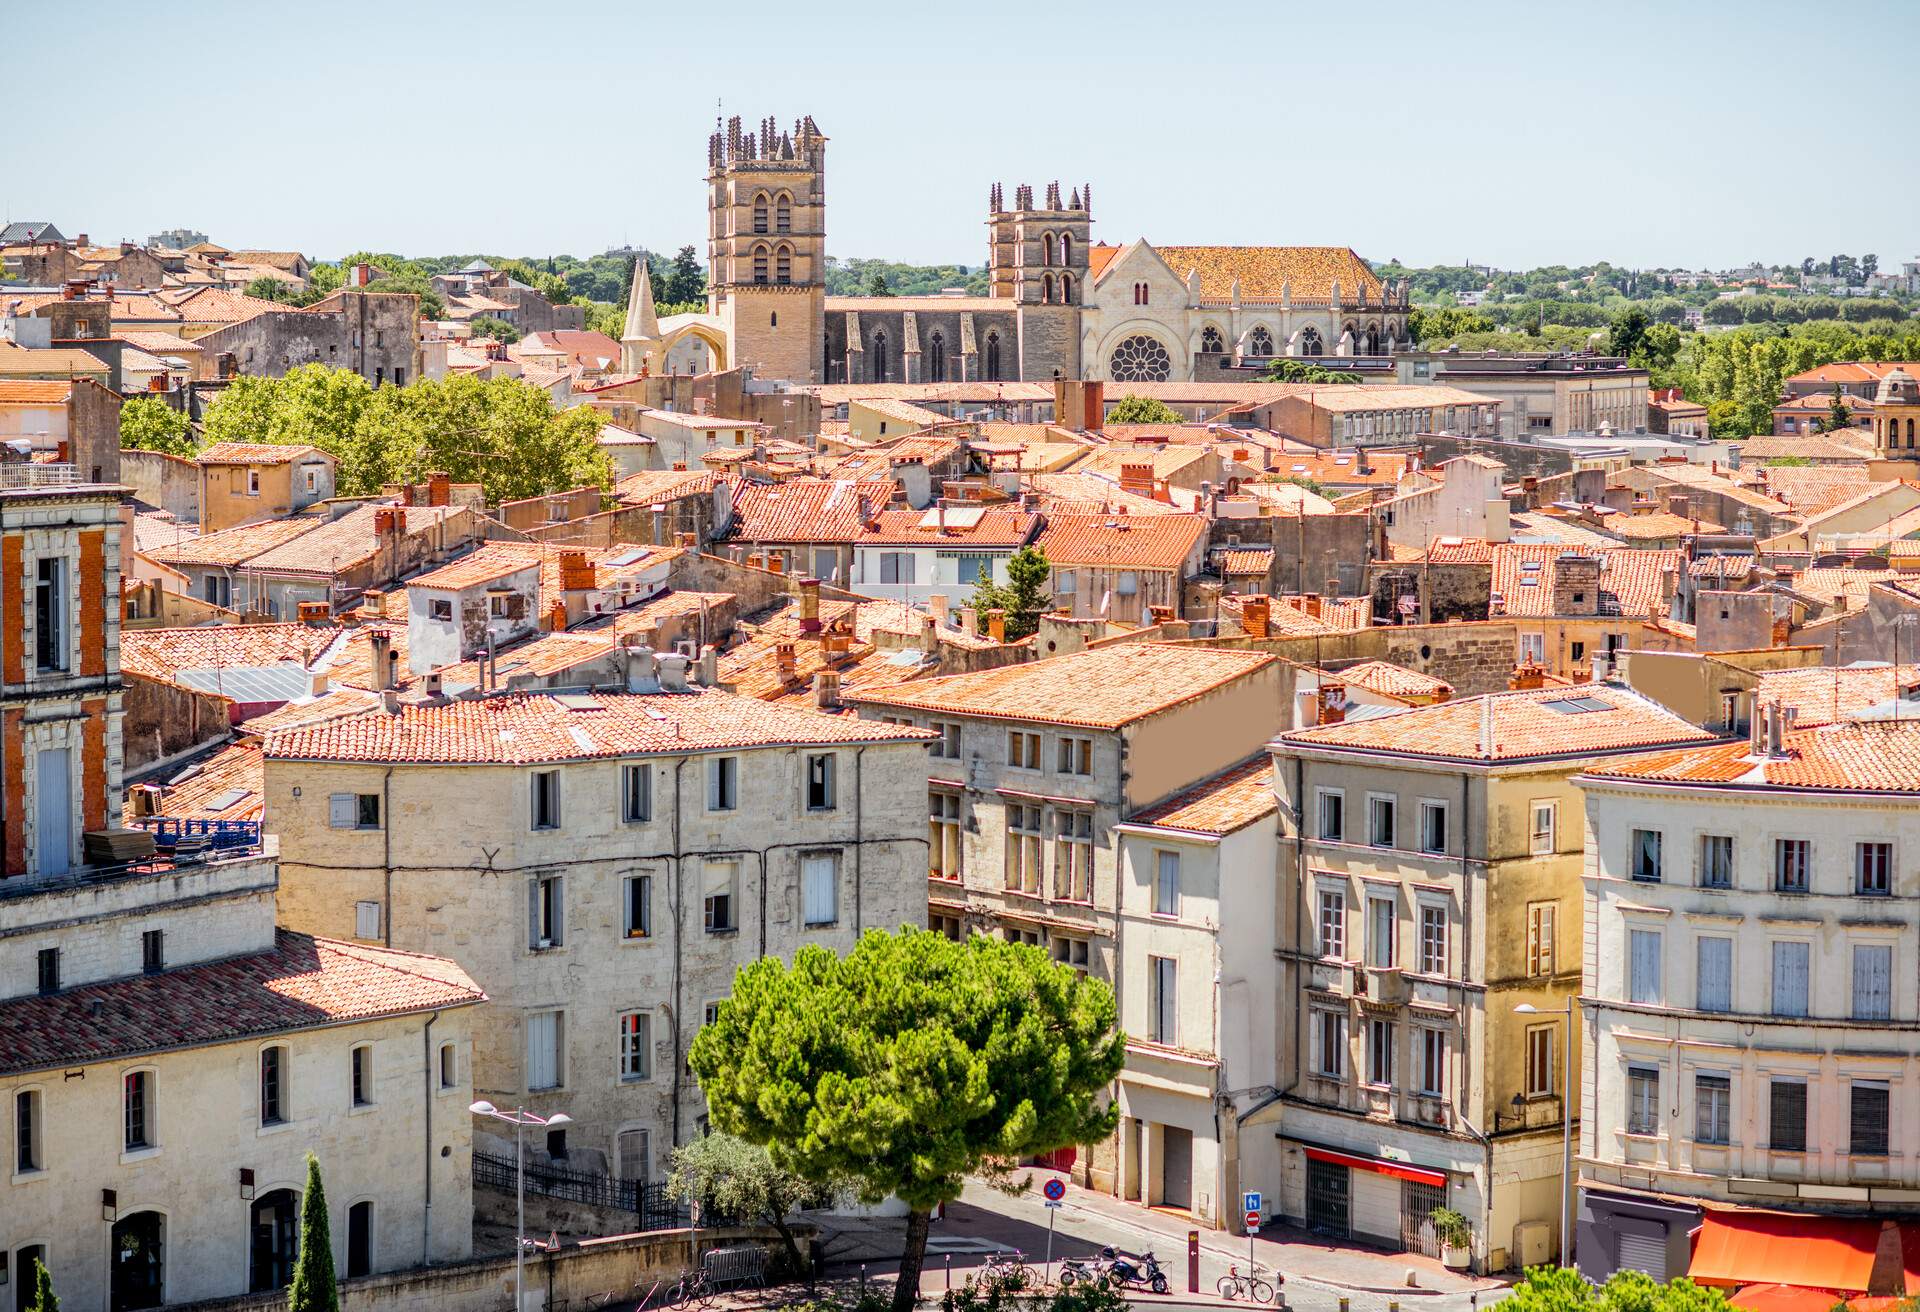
802;855;837;926
526;1012;557;1091
330;794;356;828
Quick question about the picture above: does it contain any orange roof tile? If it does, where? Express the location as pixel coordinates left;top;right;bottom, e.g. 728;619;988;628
243;504;461;577
846;644;1276;729
1280;683;1719;763
1124;754;1276;836
1033;512;1208;571
1583;719;1920;792
727;480;890;544
614;468;721;504
264;688;935;764
1490;544;1681;619
237;687;383;736
136;742;265;823
194;441;327;466
0;380;74;404
1323;660;1453;701
1125;244;1384;302
1598;511;1725;540
121;623;341;685
1218;548;1273;575
1753;663;1920;727
856;506;1039;547
144;515;327;569
0;930;484;1078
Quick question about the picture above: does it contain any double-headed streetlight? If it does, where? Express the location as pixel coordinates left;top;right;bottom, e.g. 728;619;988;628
471;1101;572;1312
1515;1000;1576;1266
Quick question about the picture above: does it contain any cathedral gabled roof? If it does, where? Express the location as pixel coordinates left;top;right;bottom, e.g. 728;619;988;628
1088;242;1384;303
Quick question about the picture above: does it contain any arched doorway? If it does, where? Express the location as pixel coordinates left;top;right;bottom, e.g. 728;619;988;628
249;1190;299;1292
110;1212;165;1312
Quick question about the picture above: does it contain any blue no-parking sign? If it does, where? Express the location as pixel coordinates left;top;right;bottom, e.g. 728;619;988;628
1044;1178;1067;1202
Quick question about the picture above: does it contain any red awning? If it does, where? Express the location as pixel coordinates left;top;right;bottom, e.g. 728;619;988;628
1303;1146;1446;1187
1690;1211;1883;1293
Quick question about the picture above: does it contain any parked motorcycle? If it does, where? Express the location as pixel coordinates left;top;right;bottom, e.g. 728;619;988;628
1103;1247;1170;1295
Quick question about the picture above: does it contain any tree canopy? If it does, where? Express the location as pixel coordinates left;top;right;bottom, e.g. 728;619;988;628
1499;1267;1730;1312
1259;359;1363;385
689;928;1125;1312
199;365;611;502
1104;394;1182;424
668;1131;846;1282
468;315;521;344
119;395;198;457
966;544;1052;641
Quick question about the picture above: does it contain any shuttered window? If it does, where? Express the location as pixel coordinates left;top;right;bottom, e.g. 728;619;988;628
1628;929;1663;1004
1699;835;1733;888
525;1011;562;1091
1774;839;1810;892
528;876;563;949
1695;1074;1730;1144
1627;1066;1660;1135
1852;944;1892;1020
1318;889;1345;959
1696;936;1732;1012
1769;1079;1807;1153
1631;829;1663;882
1150;956;1177;1046
802;854;838;926
1526;902;1556;977
1368;898;1396;968
1851;1081;1890;1156
1771;941;1810;1018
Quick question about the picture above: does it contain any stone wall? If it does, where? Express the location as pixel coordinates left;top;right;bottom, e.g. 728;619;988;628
69;377;123;483
171;1226;796;1312
121;449;201;522
124;671;231;773
1211;512;1373;597
193;291;418;385
1417;433;1572;482
1167;621;1524;698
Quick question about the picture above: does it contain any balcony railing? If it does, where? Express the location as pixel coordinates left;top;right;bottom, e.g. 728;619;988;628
0;462;80;488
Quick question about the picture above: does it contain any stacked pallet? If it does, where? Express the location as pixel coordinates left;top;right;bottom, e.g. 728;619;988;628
83;829;158;864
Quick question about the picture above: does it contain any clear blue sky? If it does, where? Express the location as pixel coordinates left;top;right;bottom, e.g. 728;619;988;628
7;0;1916;272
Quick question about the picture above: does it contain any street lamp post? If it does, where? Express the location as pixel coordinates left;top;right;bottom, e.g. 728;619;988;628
1515;1000;1576;1266
471;1100;573;1312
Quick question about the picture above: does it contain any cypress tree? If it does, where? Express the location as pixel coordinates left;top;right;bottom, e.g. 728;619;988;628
26;1257;57;1312
287;1154;339;1312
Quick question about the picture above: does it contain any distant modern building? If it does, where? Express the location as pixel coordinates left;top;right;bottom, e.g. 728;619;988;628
1395;352;1650;438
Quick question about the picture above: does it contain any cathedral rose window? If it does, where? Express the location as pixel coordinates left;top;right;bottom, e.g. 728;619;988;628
1109;334;1172;383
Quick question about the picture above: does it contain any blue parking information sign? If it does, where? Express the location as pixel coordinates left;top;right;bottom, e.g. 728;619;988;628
1243;1191;1261;1214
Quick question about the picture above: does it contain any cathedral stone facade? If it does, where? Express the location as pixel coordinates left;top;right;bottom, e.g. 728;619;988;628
622;115;1411;387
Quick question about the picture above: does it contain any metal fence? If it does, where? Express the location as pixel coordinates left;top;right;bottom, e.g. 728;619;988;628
0;462;80;488
473;1153;685;1231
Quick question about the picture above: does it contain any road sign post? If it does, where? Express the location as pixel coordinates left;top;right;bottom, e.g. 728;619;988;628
1042;1175;1066;1282
1188;1229;1200;1294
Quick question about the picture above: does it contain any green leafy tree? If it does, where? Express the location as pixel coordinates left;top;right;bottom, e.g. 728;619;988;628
663;246;706;306
1818;384;1853;433
119;395;198;457
287;1154;338;1312
584;301;626;339
1501;1267;1730;1312
668;1132;847;1282
1259;359;1362;385
1638;323;1683;371
968;544;1052;640
863;270;891;297
1103;394;1182;424
24;1256;56;1312
468;316;521;344
1407;305;1494;345
1608;306;1651;360
245;276;295;303
689;928;1125;1312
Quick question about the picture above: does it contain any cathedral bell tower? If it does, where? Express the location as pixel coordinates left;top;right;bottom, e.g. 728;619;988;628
987;180;1090;379
707;115;827;385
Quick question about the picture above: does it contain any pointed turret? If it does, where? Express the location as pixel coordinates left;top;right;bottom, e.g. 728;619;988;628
621;255;661;377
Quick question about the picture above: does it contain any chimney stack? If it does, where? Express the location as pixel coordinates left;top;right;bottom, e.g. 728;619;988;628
986;608;1007;644
1509;661;1546;690
558;551;595;592
1317;681;1347;725
812;670;841;709
928;593;950;628
775;642;799;684
798;577;822;632
1240;595;1271;639
369;631;394;690
624;643;658;692
959;605;978;635
428;471;451;507
657;653;691;693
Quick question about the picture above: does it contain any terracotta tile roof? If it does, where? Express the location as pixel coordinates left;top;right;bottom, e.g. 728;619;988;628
1507;512;1620;549
1793;566;1896;610
1757;466;1873;514
161;286;286;324
856;506;1039;547
1280;683;1720;763
1235;481;1334;514
1582;719;1920;792
130;511;198;556
1686;554;1755;581
1785;361;1920;388
264;688;935;764
135;742;266;823
1322;660;1453;701
1598;511;1724;541
0;931;484;1078
1033;512;1209;571
874;433;966;465
407;544;544;591
1403;537;1498;566
312;624;411;690
1071;444;1216;483
1265;449;1413;486
1768;394;1876;418
1276;594;1371;631
237;687;383;736
614;468;721;504
1646;465;1793;513
145;515;326;569
406;543;675;607
1133;245;1384;302
1218;592;1343;637
846;644;1277;729
1025;474;1185;518
854;398;950;426
243;504;462;577
0;380;74;403
1753;663;1920;727
518;330;621;370
0;344;113;379
727;480;890;544
1124;754;1276;836
1087;245;1121;282
1218;548;1272;575
194;441;324;465
1490;544;1681;619
121;623;341;684
1274;384;1492;414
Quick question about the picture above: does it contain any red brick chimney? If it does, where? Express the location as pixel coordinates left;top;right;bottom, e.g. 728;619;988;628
1317;681;1347;725
798;577;822;633
1510;661;1546;690
1119;462;1154;497
428;472;451;507
558;551;596;592
775;642;799;684
1241;595;1271;639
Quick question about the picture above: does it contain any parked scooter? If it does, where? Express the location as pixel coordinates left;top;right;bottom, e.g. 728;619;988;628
1102;1247;1170;1295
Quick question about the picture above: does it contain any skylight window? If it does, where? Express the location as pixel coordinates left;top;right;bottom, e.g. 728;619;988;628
1542;696;1614;714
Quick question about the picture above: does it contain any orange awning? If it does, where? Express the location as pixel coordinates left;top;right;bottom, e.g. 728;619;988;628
1690;1211;1883;1293
1731;1285;1846;1312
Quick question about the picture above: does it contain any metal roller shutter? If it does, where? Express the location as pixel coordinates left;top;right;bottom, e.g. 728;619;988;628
1616;1230;1668;1280
1350;1167;1401;1247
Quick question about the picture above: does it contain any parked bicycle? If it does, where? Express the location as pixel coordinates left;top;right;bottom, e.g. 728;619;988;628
981;1250;1035;1285
663;1269;716;1310
1217;1265;1274;1303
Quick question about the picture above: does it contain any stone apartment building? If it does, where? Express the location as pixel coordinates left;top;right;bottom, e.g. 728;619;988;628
1575;713;1920;1291
194;442;338;534
845;643;1285;1201
262;665;934;1182
1257;684;1718;1272
1;466;483;1310
1109;756;1280;1230
191;290;421;386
